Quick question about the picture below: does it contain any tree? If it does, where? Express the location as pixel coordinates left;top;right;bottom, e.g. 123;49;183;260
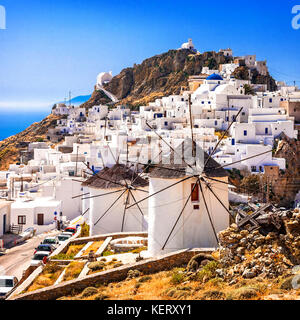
244;84;255;95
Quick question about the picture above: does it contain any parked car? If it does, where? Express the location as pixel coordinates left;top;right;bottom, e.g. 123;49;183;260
20;227;36;240
64;227;77;235
57;234;72;245
30;251;50;267
61;231;73;237
41;237;59;246
34;244;56;254
0;276;18;300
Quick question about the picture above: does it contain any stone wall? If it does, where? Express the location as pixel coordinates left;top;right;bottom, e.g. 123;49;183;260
12;248;211;301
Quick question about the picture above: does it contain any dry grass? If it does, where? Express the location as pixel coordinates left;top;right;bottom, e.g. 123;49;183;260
82;241;104;256
52;244;85;260
63;262;85;282
26;263;63;293
66;244;85;257
58;268;300;301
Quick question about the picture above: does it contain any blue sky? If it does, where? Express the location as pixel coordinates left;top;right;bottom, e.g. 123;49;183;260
0;0;300;111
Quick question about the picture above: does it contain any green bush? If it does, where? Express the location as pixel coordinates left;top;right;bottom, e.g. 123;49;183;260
196;261;220;282
88;261;105;271
170;268;185;285
80;222;90;238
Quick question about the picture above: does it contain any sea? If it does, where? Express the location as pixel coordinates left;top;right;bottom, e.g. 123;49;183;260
0;110;49;141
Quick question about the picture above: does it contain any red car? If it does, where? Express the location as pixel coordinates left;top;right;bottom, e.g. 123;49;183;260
64;227;77;235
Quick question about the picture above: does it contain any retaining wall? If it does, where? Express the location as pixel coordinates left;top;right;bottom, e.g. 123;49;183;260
11;248;211;301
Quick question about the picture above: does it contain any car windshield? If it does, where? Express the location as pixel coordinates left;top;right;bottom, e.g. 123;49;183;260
58;236;69;241
37;246;51;251
0;279;13;288
33;254;47;260
43;239;56;244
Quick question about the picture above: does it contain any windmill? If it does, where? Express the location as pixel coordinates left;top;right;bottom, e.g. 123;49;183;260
124;105;273;256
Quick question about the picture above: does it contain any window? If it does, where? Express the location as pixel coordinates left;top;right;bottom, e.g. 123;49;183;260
269;98;272;103
191;183;199;202
251;166;257;172
18;216;26;225
265;128;269;134
215;121;218;126
242;112;245;116
244;130;247;136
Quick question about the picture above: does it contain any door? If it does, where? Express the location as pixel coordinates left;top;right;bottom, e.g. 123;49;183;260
37;214;44;226
3;214;6;234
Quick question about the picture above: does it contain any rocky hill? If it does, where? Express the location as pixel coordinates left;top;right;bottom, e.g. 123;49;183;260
81;49;277;109
270;133;300;207
0;114;62;170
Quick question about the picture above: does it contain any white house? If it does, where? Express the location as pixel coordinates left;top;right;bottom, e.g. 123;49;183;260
11;197;61;235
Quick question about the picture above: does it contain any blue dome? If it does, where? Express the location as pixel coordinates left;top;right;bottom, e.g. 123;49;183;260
206;73;223;81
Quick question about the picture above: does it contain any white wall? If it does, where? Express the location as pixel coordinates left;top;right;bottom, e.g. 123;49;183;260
89;186;148;236
148;176;229;256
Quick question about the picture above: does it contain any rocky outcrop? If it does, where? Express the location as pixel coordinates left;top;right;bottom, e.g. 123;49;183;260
217;209;300;281
0;114;62;170
81;49;233;108
270;133;300;207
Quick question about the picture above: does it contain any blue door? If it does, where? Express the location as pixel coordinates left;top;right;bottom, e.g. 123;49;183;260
232;139;235;146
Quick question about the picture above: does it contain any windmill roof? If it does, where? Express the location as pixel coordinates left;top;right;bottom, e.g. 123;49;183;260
82;164;149;189
149;139;228;179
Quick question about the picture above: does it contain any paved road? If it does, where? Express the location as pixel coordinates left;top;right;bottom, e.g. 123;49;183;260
0;230;59;280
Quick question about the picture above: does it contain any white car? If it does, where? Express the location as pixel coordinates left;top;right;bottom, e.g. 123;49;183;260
0;276;18;300
42;237;59;247
57;234;72;245
30;251;50;267
20;227;36;240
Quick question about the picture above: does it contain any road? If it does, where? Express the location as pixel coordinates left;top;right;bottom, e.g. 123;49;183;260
0;230;59;280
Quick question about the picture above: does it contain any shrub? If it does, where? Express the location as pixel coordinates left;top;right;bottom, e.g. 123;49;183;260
88;261;105;272
196;261;220;282
170;269;185;285
233;287;259;300
80;222;90;237
81;287;98;297
138;276;152;283
127;269;141;279
202;290;226;300
113;262;124;268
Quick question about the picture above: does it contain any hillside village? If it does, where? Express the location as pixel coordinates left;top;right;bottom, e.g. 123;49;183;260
1;40;300;300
